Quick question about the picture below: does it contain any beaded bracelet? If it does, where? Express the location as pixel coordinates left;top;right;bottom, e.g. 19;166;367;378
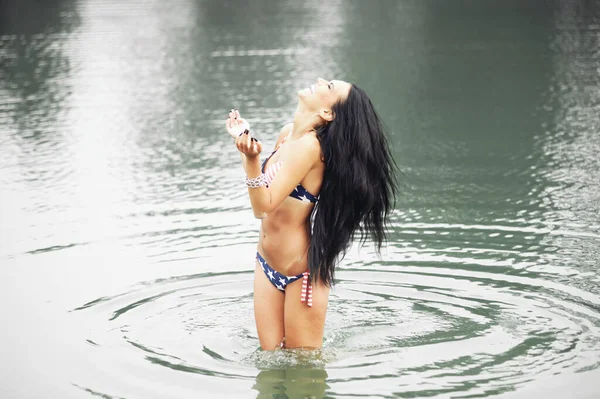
245;174;266;188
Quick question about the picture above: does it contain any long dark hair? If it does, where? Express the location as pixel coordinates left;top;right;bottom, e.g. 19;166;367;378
308;84;397;287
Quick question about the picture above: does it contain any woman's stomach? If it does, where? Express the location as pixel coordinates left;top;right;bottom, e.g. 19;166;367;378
258;215;312;276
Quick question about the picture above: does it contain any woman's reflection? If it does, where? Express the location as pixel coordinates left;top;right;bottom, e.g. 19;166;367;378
253;367;329;399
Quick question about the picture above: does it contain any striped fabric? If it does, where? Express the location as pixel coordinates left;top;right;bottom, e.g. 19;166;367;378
263;161;283;186
300;272;313;307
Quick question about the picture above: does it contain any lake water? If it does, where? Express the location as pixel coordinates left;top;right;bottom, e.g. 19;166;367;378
1;0;599;398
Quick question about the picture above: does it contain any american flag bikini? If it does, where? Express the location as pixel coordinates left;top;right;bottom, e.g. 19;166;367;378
256;252;313;307
255;136;319;307
261;138;319;204
300;271;313;307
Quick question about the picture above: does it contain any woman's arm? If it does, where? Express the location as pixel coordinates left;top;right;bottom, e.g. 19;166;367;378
238;134;320;218
227;111;319;218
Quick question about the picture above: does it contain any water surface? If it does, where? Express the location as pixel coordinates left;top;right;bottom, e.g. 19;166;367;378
1;0;599;398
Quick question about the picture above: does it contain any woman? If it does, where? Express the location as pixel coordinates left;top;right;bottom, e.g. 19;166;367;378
225;78;396;350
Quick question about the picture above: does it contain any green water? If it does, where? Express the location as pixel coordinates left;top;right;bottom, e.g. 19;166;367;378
1;0;599;398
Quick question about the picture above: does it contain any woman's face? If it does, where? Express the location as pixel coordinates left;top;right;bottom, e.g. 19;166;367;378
298;78;351;113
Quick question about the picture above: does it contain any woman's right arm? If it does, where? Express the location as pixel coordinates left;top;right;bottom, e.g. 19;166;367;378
237;134;321;218
237;122;293;169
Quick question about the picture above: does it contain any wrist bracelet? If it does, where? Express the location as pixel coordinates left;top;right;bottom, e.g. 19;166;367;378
245;174;266;188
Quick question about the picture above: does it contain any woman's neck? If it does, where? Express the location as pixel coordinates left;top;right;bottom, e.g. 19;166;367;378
291;106;320;140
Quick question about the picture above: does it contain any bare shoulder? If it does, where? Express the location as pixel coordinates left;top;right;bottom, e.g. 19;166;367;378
274;123;294;148
296;133;322;164
280;122;294;136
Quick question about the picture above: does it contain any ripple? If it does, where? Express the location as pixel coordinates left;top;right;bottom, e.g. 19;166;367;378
3;0;600;397
69;253;600;397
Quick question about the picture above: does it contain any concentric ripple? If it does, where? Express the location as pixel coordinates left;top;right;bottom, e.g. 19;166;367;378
69;242;600;398
3;0;600;398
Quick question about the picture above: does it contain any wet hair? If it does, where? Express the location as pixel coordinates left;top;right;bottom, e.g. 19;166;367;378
309;84;397;287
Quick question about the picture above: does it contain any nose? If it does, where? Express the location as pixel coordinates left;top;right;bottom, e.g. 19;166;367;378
317;77;328;85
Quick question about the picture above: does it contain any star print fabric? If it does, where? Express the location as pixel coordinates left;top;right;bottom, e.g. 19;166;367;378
256;252;313;307
262;161;319;204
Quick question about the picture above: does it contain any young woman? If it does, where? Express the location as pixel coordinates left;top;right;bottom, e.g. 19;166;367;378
225;78;397;350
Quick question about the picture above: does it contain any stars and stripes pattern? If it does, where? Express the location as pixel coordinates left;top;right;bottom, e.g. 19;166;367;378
291;185;318;203
256;252;313;307
259;138;319;204
262;162;318;204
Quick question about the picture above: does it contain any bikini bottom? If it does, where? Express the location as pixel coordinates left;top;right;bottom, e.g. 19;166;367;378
256;252;312;307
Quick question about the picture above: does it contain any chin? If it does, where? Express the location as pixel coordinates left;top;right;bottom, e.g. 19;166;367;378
297;88;311;102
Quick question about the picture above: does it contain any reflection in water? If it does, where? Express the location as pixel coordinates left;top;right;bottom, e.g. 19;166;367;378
537;0;600;287
254;367;329;399
61;0;201;245
0;0;80;257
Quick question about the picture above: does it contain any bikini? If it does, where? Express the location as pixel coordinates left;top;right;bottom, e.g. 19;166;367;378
256;252;313;307
260;137;319;203
256;136;318;306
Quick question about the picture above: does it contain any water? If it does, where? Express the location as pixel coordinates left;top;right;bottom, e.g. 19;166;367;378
1;0;599;398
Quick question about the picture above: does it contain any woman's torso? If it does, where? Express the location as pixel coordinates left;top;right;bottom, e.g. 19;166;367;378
257;130;324;276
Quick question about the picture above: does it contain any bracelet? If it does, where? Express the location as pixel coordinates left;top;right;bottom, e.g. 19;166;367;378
245;174;266;188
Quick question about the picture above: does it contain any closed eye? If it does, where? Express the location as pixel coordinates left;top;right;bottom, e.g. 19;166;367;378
328;82;332;90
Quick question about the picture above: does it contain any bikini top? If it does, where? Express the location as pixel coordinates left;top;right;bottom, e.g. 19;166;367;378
261;138;319;204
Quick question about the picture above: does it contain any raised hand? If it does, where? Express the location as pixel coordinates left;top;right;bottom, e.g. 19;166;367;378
225;109;250;139
227;109;262;157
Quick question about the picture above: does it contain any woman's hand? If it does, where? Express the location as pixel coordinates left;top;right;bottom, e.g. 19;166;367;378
225;109;250;139
227;109;262;158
